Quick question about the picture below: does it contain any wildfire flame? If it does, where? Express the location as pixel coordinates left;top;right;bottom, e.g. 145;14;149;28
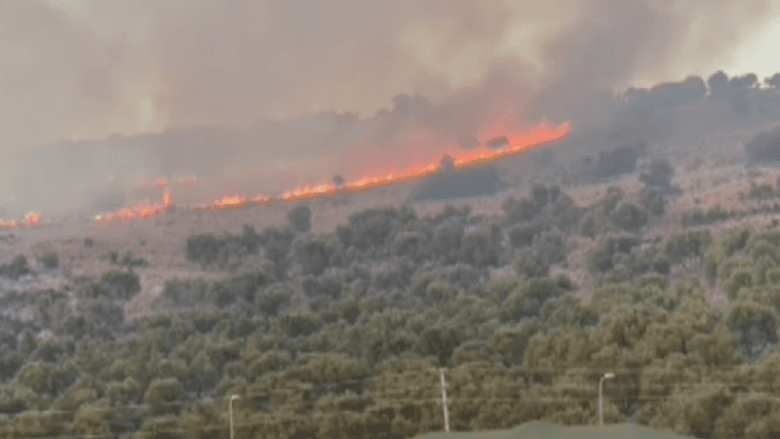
0;219;18;230
0;211;42;230
92;122;570;220
24;212;41;227
94;188;171;223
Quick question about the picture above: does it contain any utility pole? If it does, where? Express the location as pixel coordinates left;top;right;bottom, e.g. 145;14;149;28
437;368;450;433
230;395;239;439
599;373;614;427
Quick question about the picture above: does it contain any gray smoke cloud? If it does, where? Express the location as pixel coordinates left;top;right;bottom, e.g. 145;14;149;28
1;0;779;217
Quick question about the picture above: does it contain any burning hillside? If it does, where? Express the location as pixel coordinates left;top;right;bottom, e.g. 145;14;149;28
87;122;569;223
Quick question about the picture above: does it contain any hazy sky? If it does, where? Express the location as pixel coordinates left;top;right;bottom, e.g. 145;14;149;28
2;0;780;215
2;0;778;152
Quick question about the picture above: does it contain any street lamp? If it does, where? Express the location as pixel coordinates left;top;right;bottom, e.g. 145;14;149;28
230;395;239;439
599;373;614;426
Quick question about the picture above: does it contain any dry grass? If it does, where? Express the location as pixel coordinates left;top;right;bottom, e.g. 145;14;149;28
5;155;780;319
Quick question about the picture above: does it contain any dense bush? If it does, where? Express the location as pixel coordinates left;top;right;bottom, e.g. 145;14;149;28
502;196;541;226
681;205;730;226
39;252;59;270
0;255;30;280
294;235;340;276
665;230;714;265
508;223;541;248
7;188;780;439
336;206;415;251
287;204;312;233
639;158;674;194
588;236;641;274
610;201;648;232
99;270;142;301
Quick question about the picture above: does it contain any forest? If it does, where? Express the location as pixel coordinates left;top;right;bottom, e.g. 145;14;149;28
3;161;780;439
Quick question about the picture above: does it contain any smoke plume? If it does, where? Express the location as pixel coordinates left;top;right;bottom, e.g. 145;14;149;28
1;0;779;216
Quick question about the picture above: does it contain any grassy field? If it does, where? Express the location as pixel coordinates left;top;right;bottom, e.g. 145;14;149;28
420;421;697;439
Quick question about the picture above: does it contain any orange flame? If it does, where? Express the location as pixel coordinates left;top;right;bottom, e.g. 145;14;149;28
0;219;18;230
0;212;43;229
163;188;171;208
24;212;41;227
94;188;171;223
98;121;571;218
155;178;169;189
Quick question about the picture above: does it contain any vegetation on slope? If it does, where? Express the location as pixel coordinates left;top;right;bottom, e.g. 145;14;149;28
5;179;780;439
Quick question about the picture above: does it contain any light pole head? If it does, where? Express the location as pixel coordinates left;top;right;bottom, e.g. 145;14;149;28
231;395;239;401
604;373;615;379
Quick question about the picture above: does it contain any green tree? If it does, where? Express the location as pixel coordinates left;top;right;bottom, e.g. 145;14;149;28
714;393;780;439
726;298;779;360
144;378;185;416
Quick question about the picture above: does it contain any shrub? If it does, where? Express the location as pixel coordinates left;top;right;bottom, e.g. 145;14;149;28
502;196;541;225
665;231;714;265
549;194;583;231
302;275;343;300
749;240;779;262
587;236;641;275
337;206;415;251
0;255;30;280
501;278;565;323
531;184;561;208
120;251;147;268
257;286;292;318
601;186;624;215
610;201;648;232
278;310;323;338
721;227;751;257
207;273;265;308
724;269;753;301
391;230;431;263
535;230;568;267
295;236;335;276
516;251;549;278
432;221;465;265
508;223;540;248
186;234;222;266
579;214;598;238
433;204;471;225
639;189;665;216
705;252;722;285
100;270;142;301
39;252;59;270
457;225;501;268
639;158;674;194
287;204;312;233
83;238;93;247
748;182;775;200
652;254;671;275
682;205;729;226
766;267;780;286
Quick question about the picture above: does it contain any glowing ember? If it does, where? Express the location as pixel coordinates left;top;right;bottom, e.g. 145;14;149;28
0;219;18;230
24;212;41;227
163;188;171;208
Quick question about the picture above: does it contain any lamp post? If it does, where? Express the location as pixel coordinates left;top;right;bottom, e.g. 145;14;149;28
599;373;614;426
230;395;239;439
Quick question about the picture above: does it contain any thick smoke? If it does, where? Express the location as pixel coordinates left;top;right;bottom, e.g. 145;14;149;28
1;0;779;216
